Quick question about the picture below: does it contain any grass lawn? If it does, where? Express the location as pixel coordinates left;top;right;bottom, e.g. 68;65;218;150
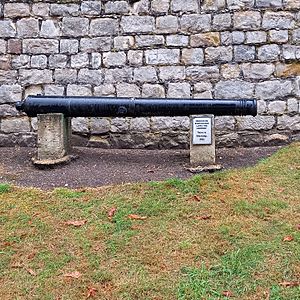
0;143;299;300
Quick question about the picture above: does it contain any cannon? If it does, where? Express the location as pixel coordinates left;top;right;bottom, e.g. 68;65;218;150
15;96;257;167
16;96;257;117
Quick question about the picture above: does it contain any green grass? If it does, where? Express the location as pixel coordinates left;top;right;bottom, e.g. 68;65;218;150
0;143;299;300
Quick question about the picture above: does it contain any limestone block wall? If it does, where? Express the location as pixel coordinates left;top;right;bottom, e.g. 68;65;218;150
0;0;299;149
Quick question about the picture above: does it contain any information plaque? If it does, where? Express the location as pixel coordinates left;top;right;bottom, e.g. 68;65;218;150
192;117;212;145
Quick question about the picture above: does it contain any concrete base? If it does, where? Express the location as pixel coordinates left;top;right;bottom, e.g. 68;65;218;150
190;115;216;166
34;113;71;165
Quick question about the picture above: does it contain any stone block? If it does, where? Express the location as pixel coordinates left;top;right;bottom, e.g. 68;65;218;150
114;36;134;50
11;55;30;69
171;0;198;12
287;98;298;113
62;17;89;37
24;85;43;98
268;101;286;114
221;64;241;79
0;70;17;84
50;4;79;16
256;0;282;7
168;83;191;98
78;69;103;85
159;66;185;81
190;115;215;166
60;39;79;54
186;66;219;81
215;116;235;130
103;52;126;67
1;117;30;133
205;46;233;63
245;31;267;44
151;116;189;131
0;104;19;117
32;3;49;16
0;20;16;38
180;14;211;33
94;84;116;97
0;55;11;71
182;48;204;65
212;13;231;30
17;18;39;38
4;3;30;17
142;84;165;98
111;118;129;133
135;35;164;47
215;80;254;98
80;38;112;52
130;118;150;132
104;68;133;83
191;32;220;47
36;113;71;162
116;83;140;97
242;63;274;79
105;1;129;14
166;35;189;47
0;40;6;54
90;19;119;36
91;53;102;69
255;80;293;99
72;117;89;133
48;55;67;69
262;12;295;29
269;30;289;43
41;20;60;38
151;0;169;13
233;11;261;29
19;69;53;85
81;1;101;15
156;16;178;33
71;53;89;68
54;69;77;84
275;63;300;77
134;67;157;83
277;115;300;130
90;118;110;134
227;0;255;10
234;45;255;62
237;116;275;130
283;0;300;8
23;39;59;54
145;49;180;65
44;85;65;96
66;84;92;96
257;44;280;61
31;55;48;69
128;50;143;66
7;39;21;54
121;16;155;33
202;0;226;11
0;84;22;104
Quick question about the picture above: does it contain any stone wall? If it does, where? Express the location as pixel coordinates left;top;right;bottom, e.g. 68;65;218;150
0;0;300;149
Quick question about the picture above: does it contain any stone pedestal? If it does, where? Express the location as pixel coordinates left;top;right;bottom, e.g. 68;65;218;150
190;115;216;166
33;113;72;165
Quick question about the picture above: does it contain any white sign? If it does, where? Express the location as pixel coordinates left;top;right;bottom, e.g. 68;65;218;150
192;117;212;145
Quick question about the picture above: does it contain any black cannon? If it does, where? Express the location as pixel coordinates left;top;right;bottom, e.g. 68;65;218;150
16;96;257;117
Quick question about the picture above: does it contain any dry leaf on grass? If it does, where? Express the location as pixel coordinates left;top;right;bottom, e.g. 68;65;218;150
222;290;234;297
279;281;300;287
86;287;97;298
64;220;87;227
195;215;212;220
283;235;294;242
296;224;300;230
27;252;36;260
63;271;82;279
192;195;201;202
26;268;36;276
128;214;147;220
108;207;117;220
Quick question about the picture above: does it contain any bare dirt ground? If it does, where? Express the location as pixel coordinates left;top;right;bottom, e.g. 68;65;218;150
0;146;281;189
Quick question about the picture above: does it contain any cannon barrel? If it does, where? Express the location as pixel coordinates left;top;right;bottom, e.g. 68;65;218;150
16;96;257;117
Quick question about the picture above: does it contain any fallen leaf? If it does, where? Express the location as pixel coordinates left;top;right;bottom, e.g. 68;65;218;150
26;268;36;276
108;207;117;220
86;287;97;298
279;281;300;287
222;290;234;297
64;220;87;227
195;215;212;220
27;252;36;260
296;224;300;230
263;289;270;300
192;195;201;202
63;271;82;279
11;262;23;268
128;214;147;220
283;235;294;242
